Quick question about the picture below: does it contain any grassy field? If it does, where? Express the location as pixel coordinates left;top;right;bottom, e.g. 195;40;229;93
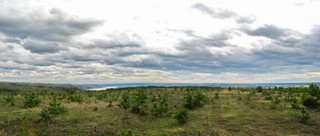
0;82;320;136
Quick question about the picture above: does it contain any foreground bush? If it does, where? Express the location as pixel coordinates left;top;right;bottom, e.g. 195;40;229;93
151;94;169;117
40;97;67;122
296;108;310;124
3;93;15;106
118;92;131;110
24;93;41;108
175;108;190;124
67;94;84;103
184;91;208;109
131;90;149;115
302;96;319;109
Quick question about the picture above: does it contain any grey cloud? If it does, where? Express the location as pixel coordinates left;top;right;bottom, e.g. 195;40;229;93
87;39;141;49
0;61;36;70
244;25;292;39
192;3;256;24
23;40;68;54
178;30;235;48
248;25;320;72
192;3;237;19
166;24;320;74
0;8;103;42
236;16;256;24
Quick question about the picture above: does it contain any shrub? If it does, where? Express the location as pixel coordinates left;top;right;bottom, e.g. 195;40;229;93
264;94;272;100
309;83;319;98
93;106;98;111
302;96;319;109
270;96;280;109
40;109;53;122
24;93;41;108
256;86;263;92
67;94;84;103
118;92;130;110
151;94;157;102
107;99;113;107
175;108;190;124
296;108;310;124
184;91;208;110
4;94;15;106
291;98;301;110
151;95;169;117
120;130;133;136
215;92;219;100
40;97;67;122
131;90;149;115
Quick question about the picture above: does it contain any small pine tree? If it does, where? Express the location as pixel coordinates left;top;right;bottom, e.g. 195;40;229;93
256;86;263;92
215;92;219;100
118;92;130;110
151;95;169;117
296;108;310;124
40;97;67;122
270;96;280;109
24;93;41;108
175;108;190;124
291;98;301;110
4;94;15;106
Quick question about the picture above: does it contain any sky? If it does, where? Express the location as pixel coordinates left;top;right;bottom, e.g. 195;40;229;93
0;0;319;84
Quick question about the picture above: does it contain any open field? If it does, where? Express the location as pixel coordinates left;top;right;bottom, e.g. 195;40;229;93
0;82;320;135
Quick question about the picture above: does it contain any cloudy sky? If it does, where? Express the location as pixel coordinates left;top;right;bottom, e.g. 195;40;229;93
0;0;319;84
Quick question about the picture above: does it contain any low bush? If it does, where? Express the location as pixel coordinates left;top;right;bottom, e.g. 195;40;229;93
296;108;310;124
118;92;130;110
175;108;190;124
67;94;84;103
184;91;208;110
24;93;41;108
40;97;67;122
3;94;15;106
302;96;319;109
151;95;169;117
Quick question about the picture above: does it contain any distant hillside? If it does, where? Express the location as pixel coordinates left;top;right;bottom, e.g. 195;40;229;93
0;82;79;92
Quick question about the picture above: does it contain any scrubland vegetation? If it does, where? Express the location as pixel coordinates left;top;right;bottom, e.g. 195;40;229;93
0;82;320;135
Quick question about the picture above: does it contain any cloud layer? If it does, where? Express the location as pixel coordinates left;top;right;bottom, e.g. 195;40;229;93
0;0;319;83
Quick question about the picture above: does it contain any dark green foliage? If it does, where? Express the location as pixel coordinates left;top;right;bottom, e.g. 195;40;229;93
67;94;84;103
291;97;301;110
309;83;320;98
270;96;280;109
121;130;134;136
24;93;41;108
215;92;219;100
184;91;208;110
3;94;15;106
175;108;190;124
131;104;141;113
93;106;98;111
264;93;272;100
95;93;107;101
302;96;319;109
228;87;232;91
108;99;113;107
237;96;242;101
151;94;157;102
296;108;310;124
256;86;263;92
131;90;149;115
151;94;169;117
40;109;53;122
40;97;67;122
118;92;131;110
